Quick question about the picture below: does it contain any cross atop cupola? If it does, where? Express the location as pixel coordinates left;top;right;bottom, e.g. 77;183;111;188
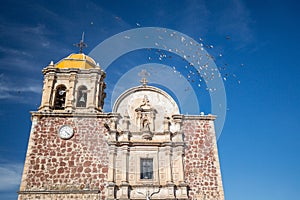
74;32;87;53
138;69;150;87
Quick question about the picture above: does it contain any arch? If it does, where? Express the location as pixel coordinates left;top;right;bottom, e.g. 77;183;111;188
113;86;179;133
113;86;179;114
76;85;88;108
54;85;67;110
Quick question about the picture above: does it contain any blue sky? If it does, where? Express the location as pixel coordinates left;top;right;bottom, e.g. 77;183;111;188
0;0;299;199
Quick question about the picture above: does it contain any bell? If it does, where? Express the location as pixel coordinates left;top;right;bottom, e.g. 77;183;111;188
58;90;65;96
79;94;85;103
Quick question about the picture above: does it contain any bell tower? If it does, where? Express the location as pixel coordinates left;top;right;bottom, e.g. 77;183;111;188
39;53;106;113
18;52;110;200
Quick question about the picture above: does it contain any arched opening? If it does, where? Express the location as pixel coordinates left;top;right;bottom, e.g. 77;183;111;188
54;85;67;110
76;85;87;107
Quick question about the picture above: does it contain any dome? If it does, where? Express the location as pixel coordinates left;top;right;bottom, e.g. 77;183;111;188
55;53;98;69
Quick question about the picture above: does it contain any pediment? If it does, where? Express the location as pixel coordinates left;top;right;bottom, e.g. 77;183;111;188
113;86;179;133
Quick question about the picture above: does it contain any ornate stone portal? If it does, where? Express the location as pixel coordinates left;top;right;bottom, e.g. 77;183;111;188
135;95;155;140
110;83;187;200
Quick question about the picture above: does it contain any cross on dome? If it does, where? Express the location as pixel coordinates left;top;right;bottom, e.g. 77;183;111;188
74;32;87;53
138;69;150;87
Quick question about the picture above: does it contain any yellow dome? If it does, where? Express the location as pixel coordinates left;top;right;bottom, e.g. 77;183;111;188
55;53;97;69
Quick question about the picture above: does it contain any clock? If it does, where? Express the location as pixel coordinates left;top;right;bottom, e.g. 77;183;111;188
58;125;74;139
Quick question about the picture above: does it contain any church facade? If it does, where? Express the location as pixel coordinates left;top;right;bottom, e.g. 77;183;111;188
18;52;225;200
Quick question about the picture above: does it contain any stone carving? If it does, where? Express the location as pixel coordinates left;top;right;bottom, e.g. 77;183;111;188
142;114;150;131
140;95;151;109
135;95;156;139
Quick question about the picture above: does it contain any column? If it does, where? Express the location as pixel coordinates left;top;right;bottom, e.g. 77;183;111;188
109;114;119;142
165;146;173;184
119;146;129;200
175;146;188;199
107;146;116;200
39;72;55;111
165;146;175;199
172;115;184;142
87;72;98;111
65;72;76;111
120;115;130;141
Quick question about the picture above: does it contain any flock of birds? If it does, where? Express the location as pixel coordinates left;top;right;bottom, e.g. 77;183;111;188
118;23;244;93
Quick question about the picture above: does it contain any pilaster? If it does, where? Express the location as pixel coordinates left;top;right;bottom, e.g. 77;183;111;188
39;67;56;111
65;72;76;111
118;146;129;199
120;115;130;141
108;114;119;142
172;115;184;142
107;146;117;200
87;73;98;111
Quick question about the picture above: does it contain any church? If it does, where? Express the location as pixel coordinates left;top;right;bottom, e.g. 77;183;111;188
18;48;225;199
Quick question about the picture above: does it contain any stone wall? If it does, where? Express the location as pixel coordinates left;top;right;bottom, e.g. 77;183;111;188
19;113;225;200
183;117;224;200
18;193;100;200
19;114;110;200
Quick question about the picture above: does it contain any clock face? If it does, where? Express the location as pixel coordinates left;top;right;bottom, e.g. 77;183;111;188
58;125;74;139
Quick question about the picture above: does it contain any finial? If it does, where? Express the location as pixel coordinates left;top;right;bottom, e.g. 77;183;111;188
74;32;87;53
138;69;150;87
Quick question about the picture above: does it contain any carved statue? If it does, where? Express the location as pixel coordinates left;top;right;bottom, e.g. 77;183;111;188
142;114;150;131
135;95;156;136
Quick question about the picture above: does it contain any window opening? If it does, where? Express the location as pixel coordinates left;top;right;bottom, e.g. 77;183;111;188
76;86;87;107
54;85;66;110
140;158;153;179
